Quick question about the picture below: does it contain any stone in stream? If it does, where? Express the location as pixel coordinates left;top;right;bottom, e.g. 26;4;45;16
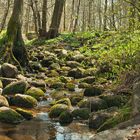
11;94;37;108
89;112;112;129
0;95;9;107
0;80;3;89
0;63;18;78
0;107;24;124
59;111;73;125
72;108;90;120
16;108;33;120
49;104;69;118
68;68;84;79
2;81;28;95
26;87;45;100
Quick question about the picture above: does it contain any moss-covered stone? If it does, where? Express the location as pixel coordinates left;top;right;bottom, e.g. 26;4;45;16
78;83;91;88
84;86;103;97
79;76;95;84
49;104;69;118
16;108;33;120
70;95;83;106
59;111;73;125
66;83;75;91
11;94;37;108
0;107;24;124
53;98;72;107
0;95;9;107
100;95;129;108
26;87;45;100
2;81;28;95
72;108;90;120
78;99;89;108
97;106;132;132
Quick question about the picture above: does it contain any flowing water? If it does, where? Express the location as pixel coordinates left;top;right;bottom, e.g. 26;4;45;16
0;99;95;140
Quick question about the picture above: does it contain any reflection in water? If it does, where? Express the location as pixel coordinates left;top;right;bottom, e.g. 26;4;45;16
0;119;95;140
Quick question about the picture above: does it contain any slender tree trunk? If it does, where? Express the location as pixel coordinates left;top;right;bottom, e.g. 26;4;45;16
46;0;65;39
0;0;11;33
111;0;116;30
40;0;47;37
103;0;108;31
73;0;81;33
63;1;66;31
98;0;102;31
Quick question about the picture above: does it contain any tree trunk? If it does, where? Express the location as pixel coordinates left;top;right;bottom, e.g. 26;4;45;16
103;0;108;31
0;0;29;68
46;0;65;39
0;0;11;33
40;0;47;37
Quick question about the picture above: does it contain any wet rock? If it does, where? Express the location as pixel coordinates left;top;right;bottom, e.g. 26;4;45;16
100;95;128;108
59;111;73;125
70;95;83;105
84;86;103;97
49;104;69;118
0;107;24;124
30;62;42;71
11;94;37;108
50;82;65;89
78;83;91;88
49;63;60;70
1;63;18;78
72;108;90;120
26;87;45;100
0;77;17;87
0;95;9;107
52;98;72;107
2;81;28;95
89;112;112;129
68;68;84;79
16;108;33;120
0;80;3;89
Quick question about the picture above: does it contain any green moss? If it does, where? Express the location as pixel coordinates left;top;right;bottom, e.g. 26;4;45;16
54;98;72;107
66;83;75;91
97;106;132;132
16;108;33;120
26;87;45;100
0;107;24;124
72;108;90;120
11;94;37;108
59;111;73;125
49;104;69;118
2;81;28;95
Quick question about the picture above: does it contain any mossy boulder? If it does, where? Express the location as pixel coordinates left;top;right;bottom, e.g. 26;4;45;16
70;95;83;105
11;94;37;108
26;87;45;100
53;98;72;107
0;107;24;124
97;106;132;132
66;83;75;91
89;112;112;129
78;99;89;108
49;104;69;118
1;63;18;78
78;83;91;88
84;86;103;97
100;95;129;108
72;108;90;120
50;82;65;89
0;95;9;107
59;111;73;125
2;81;28;95
16;108;33;120
68;68;84;79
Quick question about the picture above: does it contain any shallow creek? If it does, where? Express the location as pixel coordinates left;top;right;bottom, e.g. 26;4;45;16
0;99;95;140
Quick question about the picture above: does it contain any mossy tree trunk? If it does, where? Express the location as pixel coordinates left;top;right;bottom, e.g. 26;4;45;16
1;0;29;68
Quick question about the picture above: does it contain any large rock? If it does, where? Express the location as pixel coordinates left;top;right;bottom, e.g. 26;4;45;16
89;112;111;129
11;94;37;108
84;86;103;97
59;111;73;125
0;107;24;124
68;68;84;79
2;81;28;95
0;95;9;107
26;87;45;100
1;63;18;78
49;104;69;118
